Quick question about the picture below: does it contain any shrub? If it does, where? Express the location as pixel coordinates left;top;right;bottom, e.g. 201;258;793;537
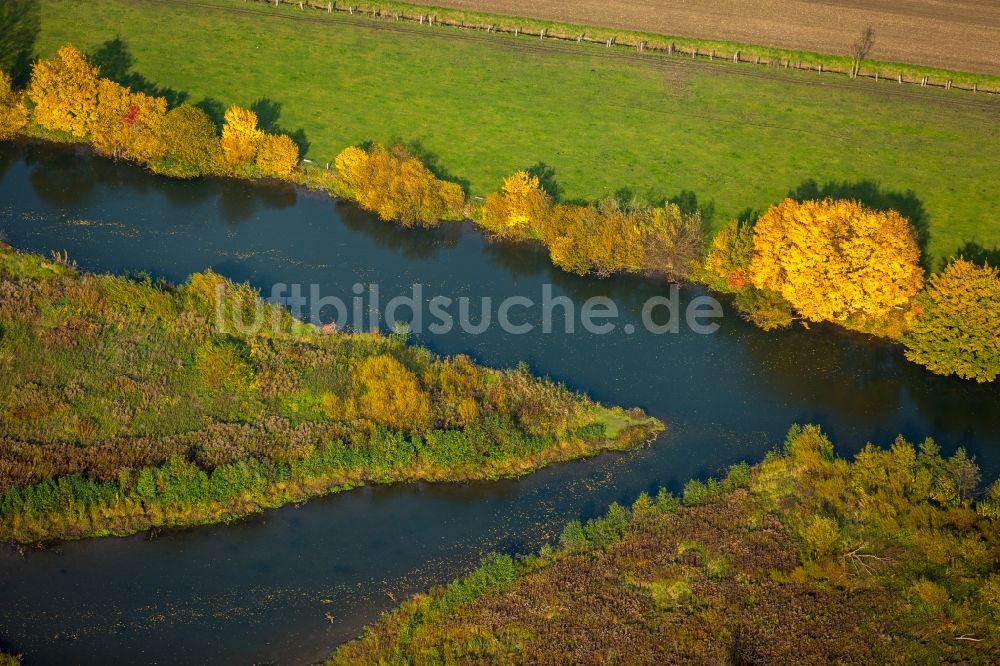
0;70;28;140
704;218;755;290
354;354;431;432
220;104;262;170
800;515;840;560
153;104;222;178
255;132;299;178
334;144;465;227
479;170;551;240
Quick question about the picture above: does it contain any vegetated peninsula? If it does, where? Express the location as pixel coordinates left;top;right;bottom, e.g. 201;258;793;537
332;425;1000;664
0;245;661;543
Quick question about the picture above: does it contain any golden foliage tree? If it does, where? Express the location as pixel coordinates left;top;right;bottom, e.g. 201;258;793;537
27;45;99;137
90;79;166;163
0;70;28;140
154;104;221;178
903;259;1000;383
220;104;262;170
255;133;299;179
354;354;430;432
479;171;552;240
334;144;464;227
749;198;923;325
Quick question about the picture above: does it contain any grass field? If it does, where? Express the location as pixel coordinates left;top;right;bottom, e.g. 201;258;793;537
407;0;1000;76
31;0;1000;260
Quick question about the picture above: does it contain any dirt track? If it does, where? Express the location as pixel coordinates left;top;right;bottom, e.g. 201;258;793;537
414;0;1000;76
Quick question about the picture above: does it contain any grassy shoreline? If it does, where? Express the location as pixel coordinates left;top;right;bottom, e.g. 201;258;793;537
30;0;1000;260
331;425;1000;663
0;245;663;544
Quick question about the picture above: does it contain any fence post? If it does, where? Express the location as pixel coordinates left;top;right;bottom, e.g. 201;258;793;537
692;48;697;59
540;28;545;40
921;75;927;86
348;5;353;13
515;27;519;36
946;79;952;90
577;33;584;43
874;71;878;81
754;55;759;64
784;60;788;69
733;50;739;63
419;14;423;24
898;72;902;84
639;41;646;52
328;2;331;11
973;82;978;93
668;42;675;54
299;1;303;8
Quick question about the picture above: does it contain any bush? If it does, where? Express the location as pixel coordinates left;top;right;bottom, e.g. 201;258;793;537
354;354;431;432
153;104;222;178
0;70;28;140
334;144;465;227
479;170;551;240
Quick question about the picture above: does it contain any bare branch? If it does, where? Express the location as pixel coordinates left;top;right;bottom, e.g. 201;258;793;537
850;25;876;78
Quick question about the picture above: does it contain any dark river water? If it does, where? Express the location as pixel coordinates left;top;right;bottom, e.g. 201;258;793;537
1;141;998;664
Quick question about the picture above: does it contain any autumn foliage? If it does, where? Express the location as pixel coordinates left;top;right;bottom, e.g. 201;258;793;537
27;45;99;137
480;170;552;239
334;144;465;227
7;45;299;180
749;198;924;325
904;259;1000;382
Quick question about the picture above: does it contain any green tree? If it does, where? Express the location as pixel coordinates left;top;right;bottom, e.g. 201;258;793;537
904;259;1000;382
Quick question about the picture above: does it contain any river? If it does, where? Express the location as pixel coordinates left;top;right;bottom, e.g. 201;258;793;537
1;141;997;664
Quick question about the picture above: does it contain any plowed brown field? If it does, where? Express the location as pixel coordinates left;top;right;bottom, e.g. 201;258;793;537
415;0;1000;75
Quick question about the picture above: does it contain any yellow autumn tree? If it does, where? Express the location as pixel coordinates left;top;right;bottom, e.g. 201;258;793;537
354;354;430;432
750;198;923;325
220;104;262;170
479;170;551;240
334;144;464;227
255;133;299;178
27;45;100;137
90;80;166;163
0;70;28;140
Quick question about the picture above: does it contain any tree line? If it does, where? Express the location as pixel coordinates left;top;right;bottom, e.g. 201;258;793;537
0;45;995;382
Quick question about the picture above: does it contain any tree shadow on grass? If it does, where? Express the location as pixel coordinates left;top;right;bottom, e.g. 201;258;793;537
948;241;1000;270
789;179;931;269
88;38;189;108
0;0;40;86
384;138;470;194
250;97;310;157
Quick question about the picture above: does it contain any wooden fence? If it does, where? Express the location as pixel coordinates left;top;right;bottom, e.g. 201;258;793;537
246;0;998;96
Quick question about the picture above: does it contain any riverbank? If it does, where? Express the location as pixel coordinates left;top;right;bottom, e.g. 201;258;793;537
27;0;1000;258
0;245;662;544
331;425;1000;663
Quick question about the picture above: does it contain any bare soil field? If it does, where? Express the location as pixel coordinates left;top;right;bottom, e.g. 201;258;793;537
414;0;1000;75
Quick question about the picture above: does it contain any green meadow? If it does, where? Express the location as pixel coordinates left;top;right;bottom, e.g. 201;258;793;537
33;0;1000;260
